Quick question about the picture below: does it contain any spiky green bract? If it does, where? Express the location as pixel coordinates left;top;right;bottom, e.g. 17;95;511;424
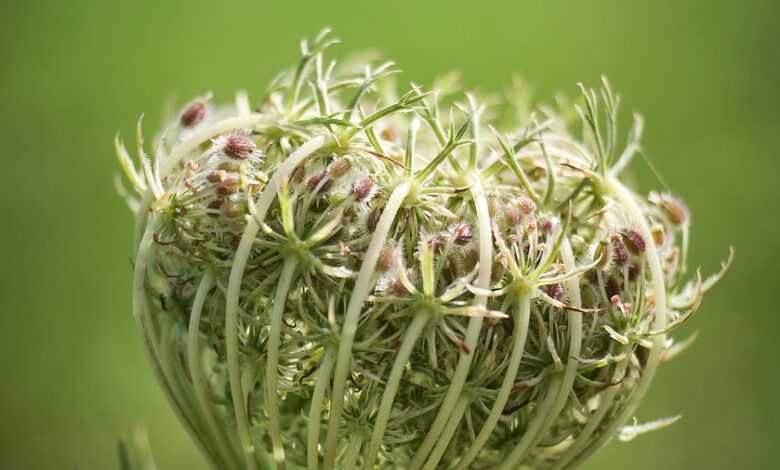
116;30;731;470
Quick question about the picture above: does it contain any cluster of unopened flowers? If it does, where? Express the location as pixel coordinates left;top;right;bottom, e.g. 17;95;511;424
116;30;731;470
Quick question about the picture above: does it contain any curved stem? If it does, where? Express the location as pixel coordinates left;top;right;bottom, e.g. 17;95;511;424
132;217;215;466
322;182;412;470
342;437;364;470
551;346;631;470
159;318;225;467
187;271;242;469
497;375;562;470
498;239;584;469
307;349;335;470
265;259;299;469
422;395;469;470
363;313;429;469
453;293;532;470
529;240;584;444
225;222;261;470
562;178;668;465
409;178;493;469
225;136;326;470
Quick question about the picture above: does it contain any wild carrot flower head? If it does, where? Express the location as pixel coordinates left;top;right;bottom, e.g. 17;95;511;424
115;29;732;470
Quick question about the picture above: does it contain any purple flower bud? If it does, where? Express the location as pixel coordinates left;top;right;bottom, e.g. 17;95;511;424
544;283;565;301
306;171;332;192
181;101;207;127
351;178;376;202
611;234;629;267
450;222;473;246
224;133;256;160
328;158;351;178
518;196;536;215
622;229;646;255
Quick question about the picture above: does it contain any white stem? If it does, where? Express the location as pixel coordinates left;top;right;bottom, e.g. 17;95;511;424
422;395;470;470
551;346;631;470
159;318;222;461
341;437;364;470
132;218;215;466
265;259;298;469
563;178;668;465
528;240;584;445
187;271;241;469
363;313;429;470
225;222;260;470
498;239;586;470
322;182;412;470
307;349;335;470
224;136;325;470
497;375;563;470
409;178;493;469
453;293;531;470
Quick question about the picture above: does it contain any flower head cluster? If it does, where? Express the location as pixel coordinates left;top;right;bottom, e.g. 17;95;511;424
116;29;731;470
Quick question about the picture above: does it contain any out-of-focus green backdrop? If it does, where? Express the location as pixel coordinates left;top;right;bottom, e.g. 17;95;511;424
1;1;777;468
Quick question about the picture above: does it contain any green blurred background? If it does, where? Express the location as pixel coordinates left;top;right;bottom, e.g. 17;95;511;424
1;0;777;468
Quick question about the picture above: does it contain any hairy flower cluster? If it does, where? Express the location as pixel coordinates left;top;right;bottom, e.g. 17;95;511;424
116;30;731;470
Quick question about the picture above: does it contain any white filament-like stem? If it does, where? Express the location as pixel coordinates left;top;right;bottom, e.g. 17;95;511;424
322;182;412;470
307;349;335;470
551;345;631;470
409;178;492;469
497;375;563;470
341;436;364;470
563;177;668;466
530;239;584;444
132;218;215;465
453;293;531;470
225;136;325;470
158;318;221;463
499;240;585;469
265;259;298;469
422;395;470;470
363;312;429;469
187;271;241;470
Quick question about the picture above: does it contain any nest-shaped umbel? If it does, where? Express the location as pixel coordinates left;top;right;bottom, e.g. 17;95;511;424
117;30;730;470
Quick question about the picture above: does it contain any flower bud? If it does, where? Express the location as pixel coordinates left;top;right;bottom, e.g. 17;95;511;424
652;192;690;226
206;170;226;184
328;158;352;178
518;196;536;215
181;100;206;127
449;222;473;246
217;174;240;195
621;229;646;255
306;171;332;192
611;234;629;267
544;283;565;301
224;133;256;160
351;178;376;202
377;246;395;272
